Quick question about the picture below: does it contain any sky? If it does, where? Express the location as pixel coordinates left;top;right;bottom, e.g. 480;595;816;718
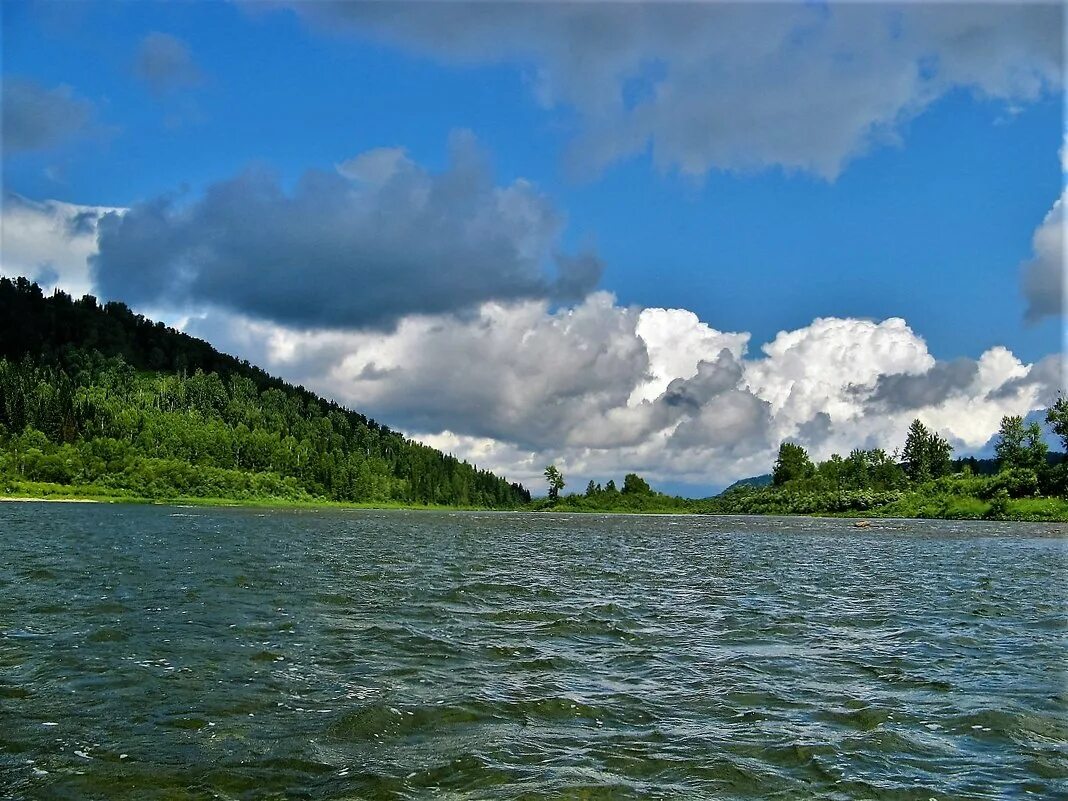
1;0;1065;495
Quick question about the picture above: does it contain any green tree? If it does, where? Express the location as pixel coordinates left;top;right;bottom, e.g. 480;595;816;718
544;464;565;501
818;453;846;494
622;473;652;494
927;432;952;479
585;479;597;497
994;415;1028;471
843;449;871;489
869;448;906;489
772;441;815;486
1023;421;1048;471
902;420;953;481
902;419;932;482
1047;395;1068;451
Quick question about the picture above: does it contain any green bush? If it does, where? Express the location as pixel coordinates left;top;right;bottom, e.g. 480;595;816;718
985;489;1010;519
981;468;1039;499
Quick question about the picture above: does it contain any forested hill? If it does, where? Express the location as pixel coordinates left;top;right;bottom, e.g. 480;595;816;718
718;474;772;495
0;277;530;507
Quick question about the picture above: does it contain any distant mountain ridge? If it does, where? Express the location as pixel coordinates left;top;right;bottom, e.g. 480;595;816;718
719;474;773;494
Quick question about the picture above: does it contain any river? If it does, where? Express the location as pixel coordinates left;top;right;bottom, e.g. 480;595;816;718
1;503;1065;799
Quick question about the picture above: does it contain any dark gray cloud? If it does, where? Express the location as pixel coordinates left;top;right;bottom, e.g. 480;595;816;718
1021;193;1063;323
34;264;60;288
67;208;104;236
1;78;93;154
271;2;1062;178
661;351;745;411
666;389;771;453
987;354;1063;406
356;362;396;381
864;358;980;411
134;33;203;95
92;134;602;329
796;412;833;449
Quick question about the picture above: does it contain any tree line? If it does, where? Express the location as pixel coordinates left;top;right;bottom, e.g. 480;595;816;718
718;407;1067;518
537;466;695;512
771;411;1064;495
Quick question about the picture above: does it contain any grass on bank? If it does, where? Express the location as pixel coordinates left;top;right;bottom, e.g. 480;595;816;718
6;478;1068;522
870;492;1068;522
0;479;518;512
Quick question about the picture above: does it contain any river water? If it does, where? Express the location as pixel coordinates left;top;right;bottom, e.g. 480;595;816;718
1;503;1065;799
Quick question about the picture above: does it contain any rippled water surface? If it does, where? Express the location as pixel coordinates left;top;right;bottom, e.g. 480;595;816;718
1;504;1066;800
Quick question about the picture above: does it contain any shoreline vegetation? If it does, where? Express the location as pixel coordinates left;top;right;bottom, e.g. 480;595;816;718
0;483;504;512
531;410;1068;522
2;486;1066;525
2;276;1066;523
5;448;1068;523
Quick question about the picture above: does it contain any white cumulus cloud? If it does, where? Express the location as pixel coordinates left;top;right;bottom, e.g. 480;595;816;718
186;297;1057;491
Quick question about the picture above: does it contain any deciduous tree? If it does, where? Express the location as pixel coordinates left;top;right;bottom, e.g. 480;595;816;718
544;464;565;500
772;442;815;486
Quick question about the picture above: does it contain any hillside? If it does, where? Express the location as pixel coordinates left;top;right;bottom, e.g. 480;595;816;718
0;277;530;507
718;474;773;494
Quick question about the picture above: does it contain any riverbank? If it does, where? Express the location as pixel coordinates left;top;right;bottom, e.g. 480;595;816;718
4;482;1067;522
538;487;1068;522
0;481;517;512
547;504;1068;522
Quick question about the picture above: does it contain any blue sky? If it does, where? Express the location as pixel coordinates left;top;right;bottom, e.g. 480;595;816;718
1;1;1064;491
3;0;1063;360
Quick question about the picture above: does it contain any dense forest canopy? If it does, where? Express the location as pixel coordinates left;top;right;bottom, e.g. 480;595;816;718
0;277;530;507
